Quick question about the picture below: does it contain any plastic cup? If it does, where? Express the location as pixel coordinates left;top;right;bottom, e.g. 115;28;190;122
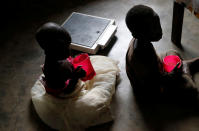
72;53;96;81
163;55;182;73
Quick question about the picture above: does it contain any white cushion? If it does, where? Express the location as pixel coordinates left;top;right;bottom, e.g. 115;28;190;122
31;55;120;131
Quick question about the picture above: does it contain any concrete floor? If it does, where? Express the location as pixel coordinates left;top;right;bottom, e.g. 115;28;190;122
1;0;199;130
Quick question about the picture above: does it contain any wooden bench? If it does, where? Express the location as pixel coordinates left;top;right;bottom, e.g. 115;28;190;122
171;0;199;48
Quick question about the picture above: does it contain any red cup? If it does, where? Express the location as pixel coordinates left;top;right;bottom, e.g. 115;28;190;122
163;55;182;73
72;53;96;81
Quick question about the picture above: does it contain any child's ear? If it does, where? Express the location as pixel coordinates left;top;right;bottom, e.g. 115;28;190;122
35;25;49;51
35;32;46;51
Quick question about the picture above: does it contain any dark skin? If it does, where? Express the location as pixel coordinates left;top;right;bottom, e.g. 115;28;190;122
36;22;86;96
125;5;198;100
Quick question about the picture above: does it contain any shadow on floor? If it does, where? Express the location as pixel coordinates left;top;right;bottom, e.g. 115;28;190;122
29;101;58;131
135;95;199;131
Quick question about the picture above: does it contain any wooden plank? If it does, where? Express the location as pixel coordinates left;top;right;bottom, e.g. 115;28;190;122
171;1;185;48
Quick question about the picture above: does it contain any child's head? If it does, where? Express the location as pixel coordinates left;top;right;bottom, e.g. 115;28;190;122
36;22;71;59
126;5;162;42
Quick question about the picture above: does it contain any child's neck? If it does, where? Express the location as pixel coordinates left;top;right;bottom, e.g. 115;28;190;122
135;39;152;48
137;39;151;43
45;51;70;61
45;54;68;61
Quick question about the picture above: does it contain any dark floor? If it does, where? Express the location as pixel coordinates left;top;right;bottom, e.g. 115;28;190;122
1;0;199;130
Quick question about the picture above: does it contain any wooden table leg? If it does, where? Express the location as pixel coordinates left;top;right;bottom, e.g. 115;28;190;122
171;1;185;48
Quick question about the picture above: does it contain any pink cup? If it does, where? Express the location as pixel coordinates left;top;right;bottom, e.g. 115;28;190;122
163;55;182;73
72;53;96;81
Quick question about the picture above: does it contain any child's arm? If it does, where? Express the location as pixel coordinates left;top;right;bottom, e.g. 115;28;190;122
160;63;183;86
60;60;86;94
71;66;86;80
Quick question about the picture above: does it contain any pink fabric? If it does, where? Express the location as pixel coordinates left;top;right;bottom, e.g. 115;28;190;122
163;55;182;72
41;78;71;96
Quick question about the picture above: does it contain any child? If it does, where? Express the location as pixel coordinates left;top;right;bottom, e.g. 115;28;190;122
35;22;86;97
125;5;198;101
31;22;120;130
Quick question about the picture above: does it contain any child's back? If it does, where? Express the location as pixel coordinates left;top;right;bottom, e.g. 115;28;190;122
125;5;163;97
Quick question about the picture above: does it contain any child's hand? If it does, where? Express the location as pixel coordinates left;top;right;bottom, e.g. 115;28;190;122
172;62;182;72
169;62;183;77
59;60;73;74
73;66;86;79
